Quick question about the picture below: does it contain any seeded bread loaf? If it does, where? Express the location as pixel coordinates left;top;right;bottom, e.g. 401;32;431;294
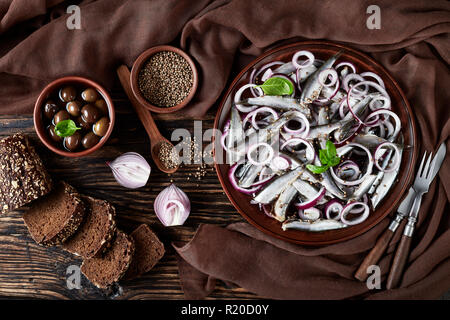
81;231;135;289
0;133;52;214
23;181;85;246
63;196;116;258
124;224;164;280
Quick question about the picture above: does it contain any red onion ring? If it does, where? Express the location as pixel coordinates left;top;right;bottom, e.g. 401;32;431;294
294;187;326;210
318;68;338;87
341;202;370;225
270;155;290;171
228;160;262;194
335;62;356;74
247;142;274;166
242;106;279;130
364;109;401;140
234;84;263;113
374;142;401;173
280;138;315;162
299;207;321;221
332;143;373;186
361;72;385;88
292;50;315;69
324;199;344;220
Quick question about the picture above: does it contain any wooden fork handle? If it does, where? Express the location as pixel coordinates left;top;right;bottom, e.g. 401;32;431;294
386;234;412;289
354;228;395;281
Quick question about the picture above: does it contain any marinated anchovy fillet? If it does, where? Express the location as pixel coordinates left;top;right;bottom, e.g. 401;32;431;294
222;49;403;232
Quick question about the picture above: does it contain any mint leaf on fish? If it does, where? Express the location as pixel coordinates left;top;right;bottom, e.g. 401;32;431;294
307;140;341;174
257;77;294;96
319;149;329;164
306;164;329;174
326;140;337;160
55;119;81;137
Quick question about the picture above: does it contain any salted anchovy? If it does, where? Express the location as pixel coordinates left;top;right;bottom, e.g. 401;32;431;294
282;219;347;232
273;62;297;75
300;51;342;105
308;119;352;140
253;166;303;204
293;180;327;205
226;106;246;164
235;112;290;152
240;96;311;118
349;174;377;201
239;140;279;187
273;183;299;222
370;145;403;208
368;149;393;195
341;95;372;121
317;106;329;125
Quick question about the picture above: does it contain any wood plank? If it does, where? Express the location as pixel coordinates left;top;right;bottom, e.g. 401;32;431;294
0;83;259;300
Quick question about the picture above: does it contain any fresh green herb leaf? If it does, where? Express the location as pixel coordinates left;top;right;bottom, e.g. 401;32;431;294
55;119;81;137
319;149;329;165
326;140;337;160
306;164;329;174
329;156;341;167
306;141;341;174
257;77;294;96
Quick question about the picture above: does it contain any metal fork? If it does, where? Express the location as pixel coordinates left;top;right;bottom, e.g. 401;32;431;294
386;151;437;289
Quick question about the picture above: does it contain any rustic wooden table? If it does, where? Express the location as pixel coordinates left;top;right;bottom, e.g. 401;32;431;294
0;81;259;300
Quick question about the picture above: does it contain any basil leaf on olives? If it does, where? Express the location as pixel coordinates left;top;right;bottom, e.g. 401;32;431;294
55;119;81;137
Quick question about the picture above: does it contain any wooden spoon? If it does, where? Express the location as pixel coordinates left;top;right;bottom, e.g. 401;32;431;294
116;65;179;174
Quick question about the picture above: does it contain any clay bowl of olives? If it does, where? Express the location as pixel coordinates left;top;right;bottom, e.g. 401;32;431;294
34;76;115;157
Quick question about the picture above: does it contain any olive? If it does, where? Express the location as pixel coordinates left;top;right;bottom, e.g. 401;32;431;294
64;131;82;151
82;132;100;149
48;125;62;143
59;86;77;102
93;117;110;137
81;104;101;124
53;110;70;125
94;99;108;115
81;88;98;102
44;100;59;120
77;116;92;131
66;101;82;117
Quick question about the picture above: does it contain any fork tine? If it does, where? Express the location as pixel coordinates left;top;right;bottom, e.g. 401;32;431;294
417;151;427;177
422;152;433;178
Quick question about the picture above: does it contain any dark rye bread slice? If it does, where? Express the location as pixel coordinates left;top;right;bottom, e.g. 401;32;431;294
81;231;134;289
123;224;164;280
0;133;52;214
23;181;85;246
62;196;116;259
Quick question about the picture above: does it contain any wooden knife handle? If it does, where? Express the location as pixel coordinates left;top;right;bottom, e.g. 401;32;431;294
386;234;412;289
354;228;395;281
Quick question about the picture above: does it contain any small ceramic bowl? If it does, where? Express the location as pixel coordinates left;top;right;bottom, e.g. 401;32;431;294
130;45;198;114
34;76;115;158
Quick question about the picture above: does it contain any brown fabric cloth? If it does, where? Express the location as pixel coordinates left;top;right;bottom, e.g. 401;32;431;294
1;0;449;299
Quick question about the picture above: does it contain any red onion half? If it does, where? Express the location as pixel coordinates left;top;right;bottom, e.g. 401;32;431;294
154;184;191;226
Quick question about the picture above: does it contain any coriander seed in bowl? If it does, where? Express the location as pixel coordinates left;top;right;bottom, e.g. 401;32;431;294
138;51;193;107
130;45;198;114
